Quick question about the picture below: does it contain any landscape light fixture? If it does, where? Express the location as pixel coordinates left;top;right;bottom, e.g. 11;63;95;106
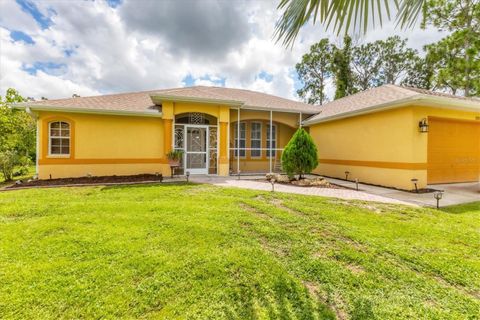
237;170;241;180
270;178;276;192
345;171;350;180
433;190;444;209
186;171;190;183
411;178;419;193
355;178;359;191
419;118;429;133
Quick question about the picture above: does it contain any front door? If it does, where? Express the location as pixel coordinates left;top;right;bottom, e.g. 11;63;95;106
185;125;208;174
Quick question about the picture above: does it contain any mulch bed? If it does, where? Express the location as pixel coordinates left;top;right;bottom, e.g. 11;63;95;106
253;179;345;189
6;174;164;189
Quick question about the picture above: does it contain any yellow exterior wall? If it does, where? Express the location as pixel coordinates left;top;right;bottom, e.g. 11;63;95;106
308;104;480;190
37;111;169;179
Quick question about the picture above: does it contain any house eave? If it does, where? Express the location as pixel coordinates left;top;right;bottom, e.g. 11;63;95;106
239;105;319;114
302;95;480;126
12;104;163;118
150;94;244;107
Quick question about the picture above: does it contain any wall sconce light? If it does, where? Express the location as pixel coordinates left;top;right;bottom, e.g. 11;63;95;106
186;171;190;183
419;118;429;133
411;178;419;193
434;190;444;209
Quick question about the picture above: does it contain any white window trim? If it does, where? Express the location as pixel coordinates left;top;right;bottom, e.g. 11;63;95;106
48;121;71;157
250;121;262;158
267;123;277;158
234;122;246;158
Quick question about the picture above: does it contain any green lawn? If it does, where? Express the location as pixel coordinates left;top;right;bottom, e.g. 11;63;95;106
0;183;479;319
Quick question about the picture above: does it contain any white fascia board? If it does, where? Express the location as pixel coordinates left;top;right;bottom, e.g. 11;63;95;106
239;105;319;114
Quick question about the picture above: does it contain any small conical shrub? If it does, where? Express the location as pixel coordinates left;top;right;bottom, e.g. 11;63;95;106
281;128;318;179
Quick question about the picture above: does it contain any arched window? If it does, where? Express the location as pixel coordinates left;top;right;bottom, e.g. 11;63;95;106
49;121;70;155
175;112;217;125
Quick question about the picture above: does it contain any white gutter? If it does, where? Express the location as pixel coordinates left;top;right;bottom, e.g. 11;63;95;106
302;95;480;126
12;104;163;118
240;105;319;114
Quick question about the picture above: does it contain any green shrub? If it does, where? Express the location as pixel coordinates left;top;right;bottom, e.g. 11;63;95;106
281;128;318;179
0;150;19;181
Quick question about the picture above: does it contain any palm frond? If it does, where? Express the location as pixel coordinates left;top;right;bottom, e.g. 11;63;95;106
275;0;424;46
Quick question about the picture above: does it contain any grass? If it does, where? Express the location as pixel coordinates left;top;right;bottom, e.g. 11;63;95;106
0;183;479;319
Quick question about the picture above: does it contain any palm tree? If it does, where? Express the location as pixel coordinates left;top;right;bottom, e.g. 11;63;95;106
275;0;424;46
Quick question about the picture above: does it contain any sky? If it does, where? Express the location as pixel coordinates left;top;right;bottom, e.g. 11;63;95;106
0;0;447;101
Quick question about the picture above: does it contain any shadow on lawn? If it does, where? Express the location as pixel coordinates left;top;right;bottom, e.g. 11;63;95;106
223;276;337;319
441;201;480;214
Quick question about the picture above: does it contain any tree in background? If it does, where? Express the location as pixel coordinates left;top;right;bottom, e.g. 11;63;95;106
281;128;318;179
402;57;434;89
332;36;357;99
422;0;480;96
296;39;333;105
0;88;35;181
351;42;383;90
296;36;422;102
378;36;418;85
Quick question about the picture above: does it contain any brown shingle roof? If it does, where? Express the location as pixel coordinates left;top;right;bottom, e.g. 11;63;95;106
19;86;320;115
151;86;320;113
304;84;480;124
24;90;160;113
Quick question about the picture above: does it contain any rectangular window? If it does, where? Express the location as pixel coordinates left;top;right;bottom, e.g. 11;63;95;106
234;122;246;157
250;122;262;158
49;121;70;155
266;124;276;157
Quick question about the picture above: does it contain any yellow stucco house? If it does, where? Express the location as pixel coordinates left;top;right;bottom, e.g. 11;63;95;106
304;85;480;190
16;84;480;191
17;86;319;180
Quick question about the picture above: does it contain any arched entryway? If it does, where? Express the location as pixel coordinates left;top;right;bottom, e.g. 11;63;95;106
174;113;218;174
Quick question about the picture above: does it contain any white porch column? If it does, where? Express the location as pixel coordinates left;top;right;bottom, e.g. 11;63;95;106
299;112;302;128
237;107;240;174
269;110;273;173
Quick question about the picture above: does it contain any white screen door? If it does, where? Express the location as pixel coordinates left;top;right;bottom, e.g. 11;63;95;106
185;125;208;174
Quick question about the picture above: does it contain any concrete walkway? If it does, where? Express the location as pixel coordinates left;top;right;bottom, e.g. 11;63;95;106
189;175;479;207
189;176;415;206
327;178;479;207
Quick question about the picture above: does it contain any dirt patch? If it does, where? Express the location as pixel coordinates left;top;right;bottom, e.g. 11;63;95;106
303;281;320;296
327;199;392;214
6;174;163;189
268;198;301;215
345;263;365;275
239;202;271;220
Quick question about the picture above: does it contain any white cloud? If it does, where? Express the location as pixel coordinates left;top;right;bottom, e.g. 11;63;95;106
0;0;447;101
